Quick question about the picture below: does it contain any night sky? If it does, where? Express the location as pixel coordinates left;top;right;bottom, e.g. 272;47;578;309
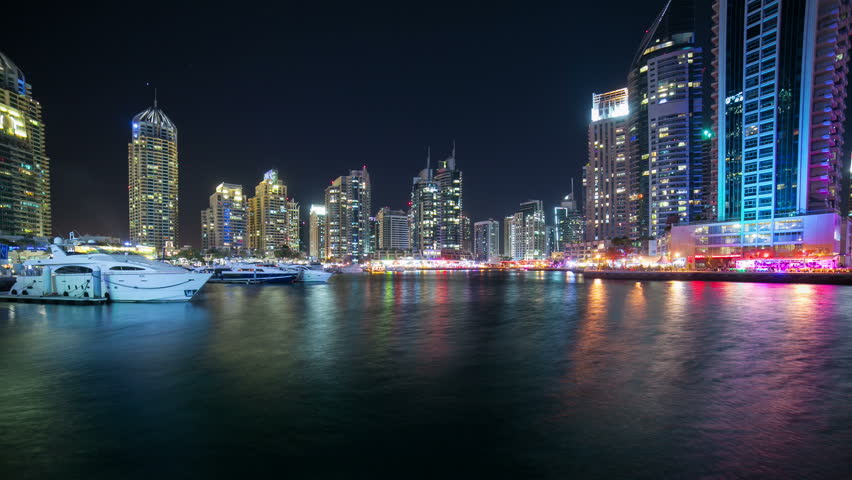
2;1;713;246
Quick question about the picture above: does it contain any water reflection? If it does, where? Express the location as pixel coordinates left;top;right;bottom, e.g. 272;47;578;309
0;274;850;478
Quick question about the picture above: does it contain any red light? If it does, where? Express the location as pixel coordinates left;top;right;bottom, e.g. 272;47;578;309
763;253;770;258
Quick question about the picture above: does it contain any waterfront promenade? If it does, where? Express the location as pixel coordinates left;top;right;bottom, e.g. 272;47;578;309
576;269;852;285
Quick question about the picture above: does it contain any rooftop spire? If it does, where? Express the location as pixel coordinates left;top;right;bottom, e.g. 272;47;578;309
154;87;158;109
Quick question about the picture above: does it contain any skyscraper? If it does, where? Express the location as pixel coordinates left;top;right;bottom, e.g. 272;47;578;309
628;0;707;241
584;88;629;242
410;152;440;257
246;170;299;257
672;0;851;258
461;214;472;255
503;212;526;260
0;51;51;237
309;204;327;261
473;219;500;262
325;167;371;262
519;200;547;260
503;215;515;258
376;207;410;251
554;180;585;250
200;183;246;253
410;145;464;257
435;146;464;253
129;97;178;251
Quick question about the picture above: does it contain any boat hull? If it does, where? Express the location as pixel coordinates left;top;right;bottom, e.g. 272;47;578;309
299;270;332;283
9;272;212;302
207;272;297;284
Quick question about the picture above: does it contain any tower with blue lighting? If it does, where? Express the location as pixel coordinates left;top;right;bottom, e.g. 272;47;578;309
201;183;246;253
671;0;852;260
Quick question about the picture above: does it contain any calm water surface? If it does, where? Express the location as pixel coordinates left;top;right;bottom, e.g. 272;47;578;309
1;272;851;478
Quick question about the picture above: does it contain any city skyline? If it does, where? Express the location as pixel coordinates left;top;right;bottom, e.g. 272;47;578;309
0;1;721;244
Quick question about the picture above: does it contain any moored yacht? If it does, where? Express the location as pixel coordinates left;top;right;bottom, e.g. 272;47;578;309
279;263;333;283
8;239;212;302
197;262;298;284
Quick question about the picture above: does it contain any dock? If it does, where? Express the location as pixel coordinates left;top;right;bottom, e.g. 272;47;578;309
0;294;108;305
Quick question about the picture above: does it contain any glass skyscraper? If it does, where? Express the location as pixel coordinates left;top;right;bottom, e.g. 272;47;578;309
410;159;440;257
518;200;547;260
0;51;51;237
325;167;371;262
434;147;463;252
627;0;706;241
672;0;851;258
409;146;463;258
554;184;584;250
717;0;849;221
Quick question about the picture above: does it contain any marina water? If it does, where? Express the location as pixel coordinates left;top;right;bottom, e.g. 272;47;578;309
1;272;851;478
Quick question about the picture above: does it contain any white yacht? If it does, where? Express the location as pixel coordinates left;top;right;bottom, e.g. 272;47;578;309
337;264;364;274
280;263;333;283
8;239;212;302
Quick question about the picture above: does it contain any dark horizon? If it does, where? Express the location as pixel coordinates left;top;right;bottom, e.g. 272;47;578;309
5;1;721;247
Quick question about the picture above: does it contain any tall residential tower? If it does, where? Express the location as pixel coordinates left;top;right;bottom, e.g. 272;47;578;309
584;88;629;241
325;167;371;262
200;183;246;253
628;0;707;241
473;219;500;262
309;204;327;261
0;52;51;237
129;99;178;251
246;170;299;256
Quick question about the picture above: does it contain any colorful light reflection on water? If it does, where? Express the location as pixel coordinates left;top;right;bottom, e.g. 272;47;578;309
0;272;850;478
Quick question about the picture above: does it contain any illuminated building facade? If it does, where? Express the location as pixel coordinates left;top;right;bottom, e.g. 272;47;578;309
461;214;472;255
325;167;371;262
520;200;547;259
584;88;629;241
504;212;524;260
504;200;547;261
410;154;440;257
200;183;245;253
409;146;464;258
554;184;585;250
627;0;706;241
0;52;51;237
309;204;327;260
376;207;409;251
246;170;299;256
473;219;500;262
672;0;851;259
129;99;178;251
435;146;464;253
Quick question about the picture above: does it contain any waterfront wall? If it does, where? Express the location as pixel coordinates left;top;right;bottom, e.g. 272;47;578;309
578;270;852;285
